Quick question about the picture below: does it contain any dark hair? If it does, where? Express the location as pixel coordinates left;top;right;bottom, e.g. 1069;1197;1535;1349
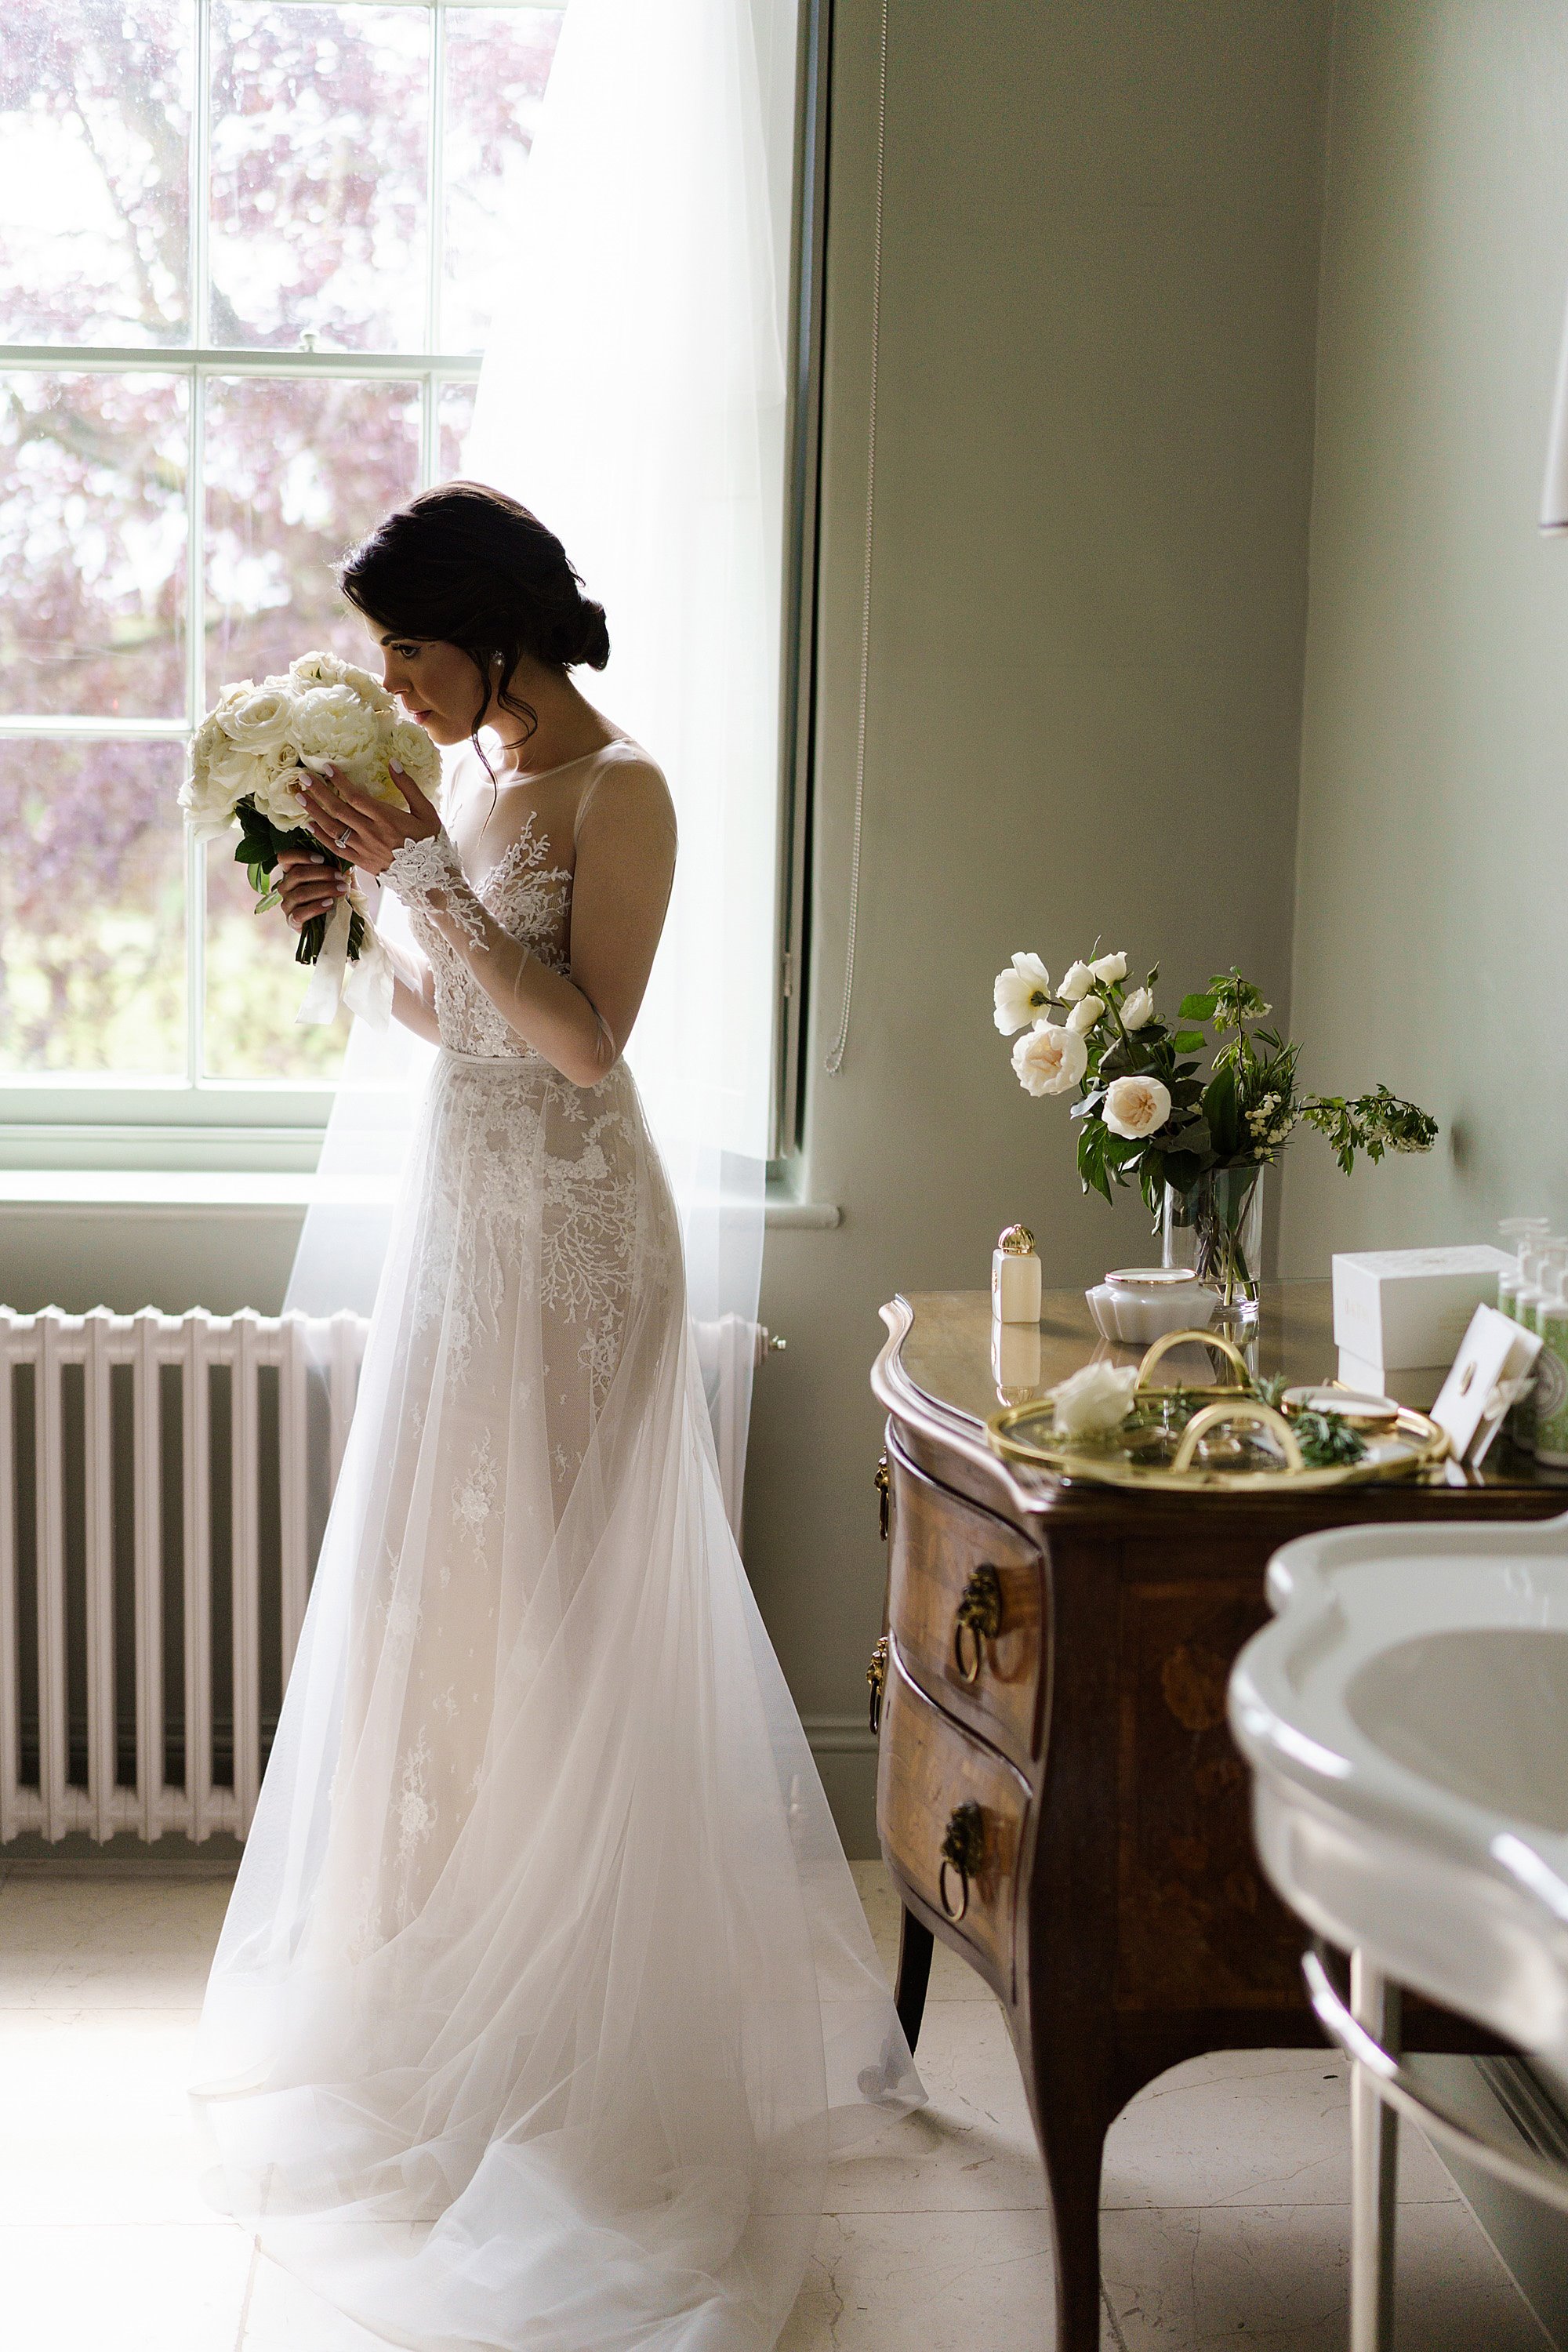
337;481;610;765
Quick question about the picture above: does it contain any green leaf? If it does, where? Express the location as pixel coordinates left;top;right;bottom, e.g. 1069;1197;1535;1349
1178;993;1216;1021
1173;1029;1207;1053
1203;1062;1243;1160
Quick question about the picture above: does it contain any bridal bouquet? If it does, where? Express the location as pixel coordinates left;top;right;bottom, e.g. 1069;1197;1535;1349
993;947;1437;1308
180;652;441;1025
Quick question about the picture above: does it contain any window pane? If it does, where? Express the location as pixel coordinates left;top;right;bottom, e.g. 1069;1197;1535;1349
0;739;187;1076
442;9;564;353
0;1;192;347
437;379;476;480
0;373;188;720
204;374;420;688
209;3;430;352
203;842;349;1080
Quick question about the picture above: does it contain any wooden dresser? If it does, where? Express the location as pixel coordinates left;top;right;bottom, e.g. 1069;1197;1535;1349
869;1283;1566;2352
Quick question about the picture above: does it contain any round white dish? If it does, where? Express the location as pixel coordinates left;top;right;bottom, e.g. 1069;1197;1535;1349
1087;1267;1221;1342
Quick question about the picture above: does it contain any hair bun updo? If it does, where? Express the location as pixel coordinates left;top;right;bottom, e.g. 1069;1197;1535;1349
547;589;610;673
337;481;612;759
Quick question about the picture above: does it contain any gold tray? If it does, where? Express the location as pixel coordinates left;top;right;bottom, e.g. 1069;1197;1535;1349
987;1329;1450;1494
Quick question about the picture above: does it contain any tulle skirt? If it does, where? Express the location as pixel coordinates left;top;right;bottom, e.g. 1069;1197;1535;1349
189;1045;920;2350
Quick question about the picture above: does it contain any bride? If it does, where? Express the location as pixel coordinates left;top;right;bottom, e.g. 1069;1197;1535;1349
189;481;920;2351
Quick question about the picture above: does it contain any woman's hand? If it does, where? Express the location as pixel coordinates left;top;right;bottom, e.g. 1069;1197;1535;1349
274;845;350;934
298;762;443;880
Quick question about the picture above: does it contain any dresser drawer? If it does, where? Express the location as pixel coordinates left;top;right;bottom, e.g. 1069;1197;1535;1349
877;1646;1030;1999
887;1443;1046;1773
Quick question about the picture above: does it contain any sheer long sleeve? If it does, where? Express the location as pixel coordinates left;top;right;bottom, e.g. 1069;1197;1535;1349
382;760;677;1087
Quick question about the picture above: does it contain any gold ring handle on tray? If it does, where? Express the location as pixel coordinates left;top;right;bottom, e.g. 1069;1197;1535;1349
1135;1327;1252;1392
1170;1398;1305;1475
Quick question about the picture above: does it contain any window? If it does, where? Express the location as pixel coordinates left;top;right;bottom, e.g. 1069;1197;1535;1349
0;0;564;1150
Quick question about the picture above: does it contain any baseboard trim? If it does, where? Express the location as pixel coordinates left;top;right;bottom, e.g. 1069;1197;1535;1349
801;1714;877;1758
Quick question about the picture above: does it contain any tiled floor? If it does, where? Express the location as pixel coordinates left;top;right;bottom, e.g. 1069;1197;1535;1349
0;1857;1548;2351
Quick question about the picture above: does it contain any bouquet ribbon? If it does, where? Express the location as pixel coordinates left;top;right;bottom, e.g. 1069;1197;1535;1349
296;887;394;1030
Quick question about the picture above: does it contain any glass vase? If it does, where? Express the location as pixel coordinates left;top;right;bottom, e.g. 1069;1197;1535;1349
1161;1165;1266;1323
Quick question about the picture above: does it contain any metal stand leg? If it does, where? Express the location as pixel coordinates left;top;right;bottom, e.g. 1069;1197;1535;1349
1349;1951;1403;2352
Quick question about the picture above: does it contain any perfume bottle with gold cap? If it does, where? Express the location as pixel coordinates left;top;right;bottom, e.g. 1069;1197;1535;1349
993;1224;1042;1324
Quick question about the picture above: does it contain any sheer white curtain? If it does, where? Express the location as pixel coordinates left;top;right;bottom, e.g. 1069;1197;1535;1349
289;0;800;1526
463;0;795;1514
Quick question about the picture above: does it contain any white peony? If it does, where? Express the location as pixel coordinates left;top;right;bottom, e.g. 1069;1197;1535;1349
993;952;1053;1036
1051;1360;1138;1440
1121;986;1156;1030
220;683;296;756
1012;1022;1089;1098
1065;994;1104;1035
1059;960;1096;1001
293;684;382;773
289;650;390;707
1102;1073;1171;1139
387;717;441;795
1091;949;1127;984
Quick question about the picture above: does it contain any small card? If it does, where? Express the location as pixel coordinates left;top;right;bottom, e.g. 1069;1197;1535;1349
1430;1304;1541;1466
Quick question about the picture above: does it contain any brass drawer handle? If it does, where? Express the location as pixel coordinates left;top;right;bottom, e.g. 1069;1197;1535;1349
874;1453;891;1541
938;1800;985;1922
953;1563;1004;1682
866;1634;889;1733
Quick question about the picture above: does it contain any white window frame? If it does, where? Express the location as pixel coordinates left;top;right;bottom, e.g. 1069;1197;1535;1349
0;0;557;1173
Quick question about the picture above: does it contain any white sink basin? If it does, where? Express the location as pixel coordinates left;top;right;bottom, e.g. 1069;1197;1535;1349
1229;1515;1568;2089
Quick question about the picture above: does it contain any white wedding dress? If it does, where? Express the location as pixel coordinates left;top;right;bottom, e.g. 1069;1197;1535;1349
190;738;920;2351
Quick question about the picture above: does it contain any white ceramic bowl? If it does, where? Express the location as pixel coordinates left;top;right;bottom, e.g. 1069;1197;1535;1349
1086;1267;1221;1344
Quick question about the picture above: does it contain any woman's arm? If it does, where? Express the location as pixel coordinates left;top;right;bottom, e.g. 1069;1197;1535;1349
296;760;677;1087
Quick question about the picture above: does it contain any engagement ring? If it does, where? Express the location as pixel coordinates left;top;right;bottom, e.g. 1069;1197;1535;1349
336;826;352;851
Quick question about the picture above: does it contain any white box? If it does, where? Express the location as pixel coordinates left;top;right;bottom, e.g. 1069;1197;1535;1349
1331;1245;1512;1371
1337;1349;1448;1412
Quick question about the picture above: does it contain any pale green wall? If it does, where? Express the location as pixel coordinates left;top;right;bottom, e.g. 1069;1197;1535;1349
1280;0;1568;1274
747;0;1332;1847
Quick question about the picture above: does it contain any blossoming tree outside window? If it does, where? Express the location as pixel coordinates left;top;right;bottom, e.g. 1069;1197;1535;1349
993;952;1438;1319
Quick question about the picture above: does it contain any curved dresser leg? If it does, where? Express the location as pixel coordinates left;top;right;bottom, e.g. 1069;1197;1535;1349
1014;2016;1113;2352
895;1906;935;2054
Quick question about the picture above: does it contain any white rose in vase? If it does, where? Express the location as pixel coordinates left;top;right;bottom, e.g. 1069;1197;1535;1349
1011;1022;1090;1098
1102;1073;1172;1139
1090;949;1127;984
1058;960;1096;1001
1065;994;1104;1035
1121;986;1156;1030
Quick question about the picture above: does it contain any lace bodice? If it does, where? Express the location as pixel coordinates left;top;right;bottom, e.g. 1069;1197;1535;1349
394;814;574;1060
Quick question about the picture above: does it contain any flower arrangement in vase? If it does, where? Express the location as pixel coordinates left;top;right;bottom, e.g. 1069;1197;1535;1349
993;950;1437;1319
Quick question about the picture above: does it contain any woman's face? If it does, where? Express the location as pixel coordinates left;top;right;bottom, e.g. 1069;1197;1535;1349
371;630;490;745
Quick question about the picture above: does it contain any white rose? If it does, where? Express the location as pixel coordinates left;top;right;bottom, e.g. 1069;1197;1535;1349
1090;949;1127;984
1059;960;1096;1002
221;683;296;756
993;951;1052;1036
293;684;380;772
251;764;310;828
1122;986;1155;1030
1011;1022;1089;1098
1051;1360;1138;1440
1065;994;1104;1035
1102;1073;1171;1140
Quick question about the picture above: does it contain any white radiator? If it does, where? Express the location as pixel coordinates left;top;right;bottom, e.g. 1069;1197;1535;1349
0;1307;368;1845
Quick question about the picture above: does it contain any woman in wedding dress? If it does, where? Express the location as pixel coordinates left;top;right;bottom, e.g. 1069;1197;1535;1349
189;483;920;2351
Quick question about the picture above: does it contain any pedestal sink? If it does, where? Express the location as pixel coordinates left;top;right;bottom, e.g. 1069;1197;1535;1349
1230;1512;1568;2348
